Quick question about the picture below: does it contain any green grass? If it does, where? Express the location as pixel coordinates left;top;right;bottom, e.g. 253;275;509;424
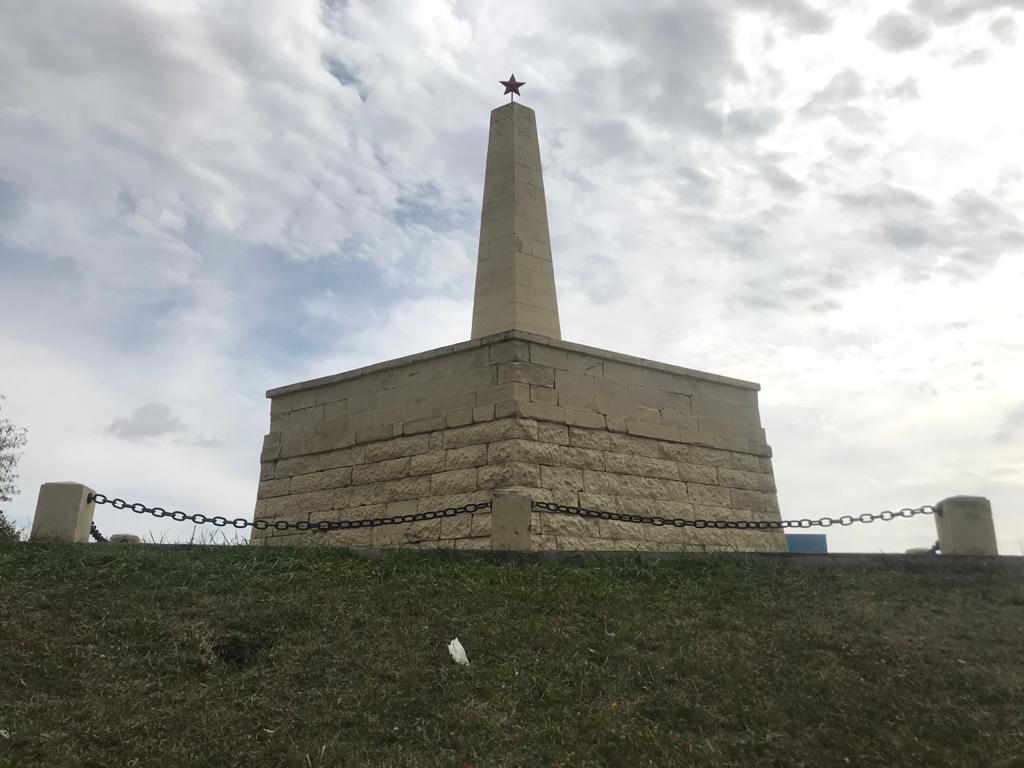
1;544;1023;768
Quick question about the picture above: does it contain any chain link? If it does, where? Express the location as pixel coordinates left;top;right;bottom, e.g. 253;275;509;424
531;501;935;530
89;522;107;543
88;493;490;533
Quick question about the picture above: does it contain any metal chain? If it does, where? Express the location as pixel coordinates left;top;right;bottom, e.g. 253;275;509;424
89;521;107;542
87;493;490;533
531;501;936;530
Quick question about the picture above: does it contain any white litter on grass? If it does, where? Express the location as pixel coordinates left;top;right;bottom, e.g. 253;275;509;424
447;638;469;666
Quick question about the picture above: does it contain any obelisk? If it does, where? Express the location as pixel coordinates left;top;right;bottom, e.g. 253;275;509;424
471;76;561;340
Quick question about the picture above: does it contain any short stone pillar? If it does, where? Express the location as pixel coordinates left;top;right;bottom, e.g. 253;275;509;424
490;490;531;551
935;496;998;555
29;482;96;543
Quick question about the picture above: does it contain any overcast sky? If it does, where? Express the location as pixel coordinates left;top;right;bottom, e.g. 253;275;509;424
1;0;1022;553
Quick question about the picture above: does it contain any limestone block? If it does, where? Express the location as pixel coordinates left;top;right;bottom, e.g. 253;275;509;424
688;484;732;506
659;443;731;467
691;378;757;404
446;445;488;469
604;454;679;480
257;478;290;499
538;422;569;444
717;467;762;491
472;404;496;422
530;534;557;550
348;483;387;506
557;448;602;473
352;457;410;485
583;471;688;500
594;379;630;418
598;519;644;540
430;392;476;415
661;410;699;430
935;496;998;555
259;462;277;481
270;412;290;432
430;368;497;399
555;370;596;410
430;469;479;495
444;418;538;449
478;462;541;489
440;513;473;539
758;474;778;493
640;367;695;395
491;491;531;550
416;491;486;513
728;452;762;473
626;420;681;442
617;497;694;519
531;386;559;404
568;427;614;451
405;416;447;434
609;432;661;458
565;409;606;430
260;433;282;462
384;475;432;501
321;445;366;470
264;490;333;520
290;405;324;430
288;473;321;493
675;463;718;485
602;360;644;385
277;454;320;478
477;382;530;407
410;450;445;476
577;492;619;513
689;395;755;424
488;438;560;466
447;536;484;550
319;467;353;489
470;512;492;536
539;512;595;538
728;489;772;512
364;434;430;463
498;362;555;388
356;424;397;444
332;487;353;509
759;457;774;474
540;466;585;493
516;401;566;423
489;339;531;363
312;419;355;452
30;482;95;543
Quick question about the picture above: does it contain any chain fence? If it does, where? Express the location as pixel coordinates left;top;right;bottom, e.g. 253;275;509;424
86;491;935;543
531;501;936;530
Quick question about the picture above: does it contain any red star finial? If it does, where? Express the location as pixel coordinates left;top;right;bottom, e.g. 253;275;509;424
500;73;525;102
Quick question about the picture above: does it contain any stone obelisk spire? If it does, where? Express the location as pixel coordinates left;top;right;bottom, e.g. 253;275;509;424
471;75;561;340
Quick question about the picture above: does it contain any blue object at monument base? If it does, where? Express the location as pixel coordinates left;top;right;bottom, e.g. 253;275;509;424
784;534;828;553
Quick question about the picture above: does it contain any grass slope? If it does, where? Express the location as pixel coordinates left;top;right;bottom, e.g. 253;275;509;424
1;543;1023;768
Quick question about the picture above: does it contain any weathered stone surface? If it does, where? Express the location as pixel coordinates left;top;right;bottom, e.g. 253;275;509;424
410;450;445;476
365;434;430;463
276;455;320;478
538;422;569;444
583;471;688;500
499;362;555;388
688;483;732;506
676;463;718;485
446;445;488;469
348;484;387;506
540;465;585;493
257;478;290;499
289;473;322;494
717;467;762;491
384;476;432;501
488;438;560;466
321;446;366;470
478;462;541;489
558;446;605;471
444;418;538;448
352;457;410;485
604;454;678;480
430;469;479;495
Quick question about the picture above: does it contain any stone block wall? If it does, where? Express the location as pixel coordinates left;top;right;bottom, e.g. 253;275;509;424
253;331;784;552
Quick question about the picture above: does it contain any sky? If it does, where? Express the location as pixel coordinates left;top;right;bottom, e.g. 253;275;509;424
1;0;1022;553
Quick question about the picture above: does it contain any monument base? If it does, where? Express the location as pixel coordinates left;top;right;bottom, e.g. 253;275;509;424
253;332;785;552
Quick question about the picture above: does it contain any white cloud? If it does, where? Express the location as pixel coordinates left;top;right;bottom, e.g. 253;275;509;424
2;0;1022;553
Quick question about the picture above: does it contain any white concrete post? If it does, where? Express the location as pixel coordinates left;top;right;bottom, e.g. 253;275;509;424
29;482;96;543
935;496;998;555
490;491;532;551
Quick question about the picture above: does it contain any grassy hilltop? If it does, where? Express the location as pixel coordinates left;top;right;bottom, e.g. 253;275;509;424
1;543;1022;768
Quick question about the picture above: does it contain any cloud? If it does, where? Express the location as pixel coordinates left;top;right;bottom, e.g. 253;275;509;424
885;78;922;100
952;48;993;67
911;0;1024;25
869;12;933;51
989;16;1017;45
106;403;187;441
